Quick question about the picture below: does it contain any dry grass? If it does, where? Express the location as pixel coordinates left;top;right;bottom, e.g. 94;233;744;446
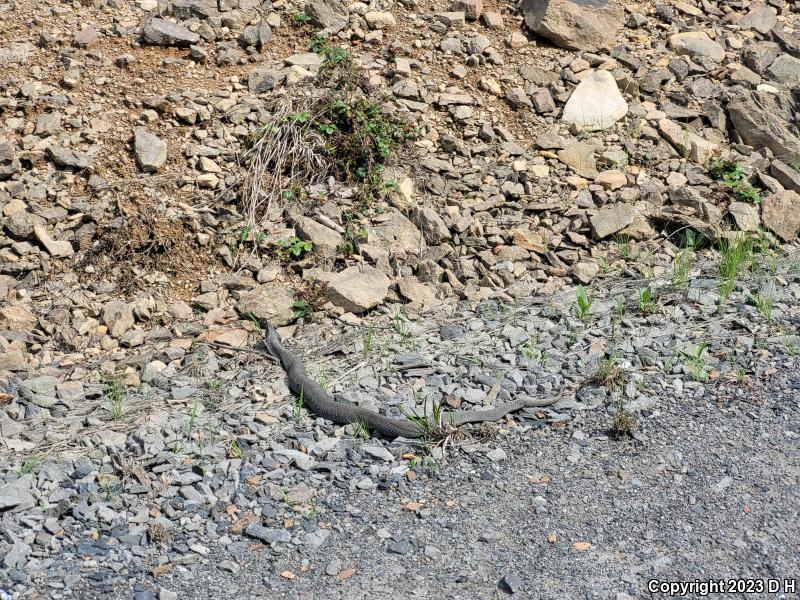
240;95;331;232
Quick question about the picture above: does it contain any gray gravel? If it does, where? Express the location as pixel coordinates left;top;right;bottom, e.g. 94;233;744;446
2;254;799;600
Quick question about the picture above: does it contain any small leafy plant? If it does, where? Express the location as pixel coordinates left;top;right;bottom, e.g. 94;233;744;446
291;11;311;25
681;343;708;382
292;300;311;318
708;159;761;203
279;237;313;257
574;286;593;321
17;455;41;476
638;286;659;315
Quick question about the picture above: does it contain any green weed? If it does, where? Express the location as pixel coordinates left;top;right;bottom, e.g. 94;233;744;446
638;286;659;315
105;377;126;421
573;285;593;321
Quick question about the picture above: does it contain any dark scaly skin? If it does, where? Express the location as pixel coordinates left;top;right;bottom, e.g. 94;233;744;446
263;323;557;439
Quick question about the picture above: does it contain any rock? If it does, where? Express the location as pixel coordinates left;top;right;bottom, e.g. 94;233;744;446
0;350;27;371
74;25;99;47
506;88;532;110
295;218;343;257
35;111;61;136
590;204;637;238
670;186;722;225
668;31;725;62
364;11;396;29
236;285;296;326
0;475;36;513
410;207;450;245
46;146;95;169
561;70;627;131
571;260;600;284
244;524;292;544
743;42;779;74
368;210;425;253
594;170;627;190
727;201;760;232
142;18;200;46
133;128;167;172
362;444;395;461
728;91;800;163
482;11;503;28
0;42;34;65
248;68;282;93
766;55;800;87
740;5;777;35
305;0;349;34
0;138;20;179
500;573;523;594
558;142;598;179
33;223;74;257
240;23;272;48
770;160;800;193
103;300;135;338
398;277;439;307
452;0;482;20
487;448;507;462
520;0;623;52
324;266;391;313
761;190;800;242
658;119;718;164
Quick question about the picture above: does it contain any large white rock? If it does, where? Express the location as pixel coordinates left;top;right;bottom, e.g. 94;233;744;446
561;70;628;131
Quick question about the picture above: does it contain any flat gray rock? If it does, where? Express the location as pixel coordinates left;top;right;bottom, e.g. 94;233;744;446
133;127;167;172
142;17;200;46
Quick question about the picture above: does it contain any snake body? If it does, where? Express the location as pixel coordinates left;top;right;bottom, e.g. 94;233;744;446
263;323;556;439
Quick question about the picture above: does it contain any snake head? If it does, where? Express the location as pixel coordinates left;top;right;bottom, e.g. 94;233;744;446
262;321;283;360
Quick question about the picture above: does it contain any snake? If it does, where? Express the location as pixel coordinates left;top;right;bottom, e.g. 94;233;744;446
262;322;557;439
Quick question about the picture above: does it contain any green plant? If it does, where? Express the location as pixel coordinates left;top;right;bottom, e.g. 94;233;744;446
708;159;761;203
596;352;622;389
522;337;538;360
279;237;313;257
613;234;631;260
611;400;636;439
363;325;375;359
292;300;311;318
103;482;119;501
735;366;745;383
573;285;593;321
17;455;41;476
638;286;659;315
291;11;311;25
681;343;708;382
353;418;370;440
717;238;753;308
293;386;305;423
187;400;200;438
750;291;773;322
105;377;126;421
671;251;694;289
393;313;414;345
228;439;243;459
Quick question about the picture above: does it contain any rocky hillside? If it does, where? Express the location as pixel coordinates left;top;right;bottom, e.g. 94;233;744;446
1;0;800;596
